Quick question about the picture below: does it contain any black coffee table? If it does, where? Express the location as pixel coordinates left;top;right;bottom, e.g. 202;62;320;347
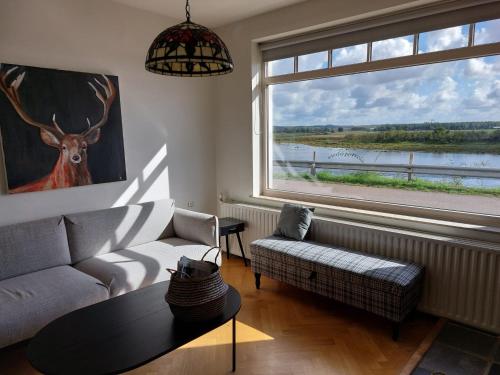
27;281;241;374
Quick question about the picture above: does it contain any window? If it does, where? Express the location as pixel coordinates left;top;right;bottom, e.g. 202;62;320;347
372;35;413;60
298;51;328;72
267;57;294;76
261;17;500;220
475;19;500;45
332;44;367;66
419;25;469;53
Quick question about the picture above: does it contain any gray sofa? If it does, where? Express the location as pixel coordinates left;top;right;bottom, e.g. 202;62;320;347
0;199;219;349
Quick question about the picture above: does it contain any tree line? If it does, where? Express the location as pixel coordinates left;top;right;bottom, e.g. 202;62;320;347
344;128;500;144
274;122;500;133
274;125;339;133
374;122;500;131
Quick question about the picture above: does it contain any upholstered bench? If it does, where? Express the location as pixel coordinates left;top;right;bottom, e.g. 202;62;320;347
250;236;424;340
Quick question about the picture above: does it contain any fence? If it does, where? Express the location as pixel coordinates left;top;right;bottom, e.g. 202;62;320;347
274;157;500;181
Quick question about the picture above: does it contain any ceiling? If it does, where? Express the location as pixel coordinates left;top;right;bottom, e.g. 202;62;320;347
111;0;308;28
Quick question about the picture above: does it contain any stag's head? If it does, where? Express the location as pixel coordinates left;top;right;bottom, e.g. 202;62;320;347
0;66;116;166
40;113;106;165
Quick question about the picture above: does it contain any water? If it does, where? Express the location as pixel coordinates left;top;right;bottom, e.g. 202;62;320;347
273;143;500;188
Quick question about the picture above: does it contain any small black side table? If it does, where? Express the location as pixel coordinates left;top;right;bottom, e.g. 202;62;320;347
219;217;248;267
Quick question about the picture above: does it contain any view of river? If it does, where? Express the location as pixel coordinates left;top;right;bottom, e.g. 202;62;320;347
273;143;500;188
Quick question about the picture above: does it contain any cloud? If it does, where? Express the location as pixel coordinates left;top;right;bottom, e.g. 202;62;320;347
298;51;328;71
372;35;413;60
268;58;293;76
465;79;500;108
333;44;367;66
434;76;458;103
488;80;500;99
271;56;500;126
475;19;500;45
465;57;500;77
420;26;468;53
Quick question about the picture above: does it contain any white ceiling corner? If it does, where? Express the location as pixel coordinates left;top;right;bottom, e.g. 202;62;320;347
110;0;309;28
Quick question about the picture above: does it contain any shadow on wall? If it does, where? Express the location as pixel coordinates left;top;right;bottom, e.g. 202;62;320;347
62;140;179;290
63;143;172;254
0;140;175;287
113;144;169;207
0;141;170;222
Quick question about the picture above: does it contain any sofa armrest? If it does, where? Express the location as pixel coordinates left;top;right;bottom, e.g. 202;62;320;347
173;208;219;247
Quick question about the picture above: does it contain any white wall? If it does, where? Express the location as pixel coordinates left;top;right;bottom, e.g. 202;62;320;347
213;0;434;205
0;0;216;226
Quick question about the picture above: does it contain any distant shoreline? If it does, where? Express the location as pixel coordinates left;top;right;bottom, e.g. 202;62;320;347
273;130;500;155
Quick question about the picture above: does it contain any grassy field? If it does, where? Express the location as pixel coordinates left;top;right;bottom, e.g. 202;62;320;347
274;130;500;154
275;171;500;196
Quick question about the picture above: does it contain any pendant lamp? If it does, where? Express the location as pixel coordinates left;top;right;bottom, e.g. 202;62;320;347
145;0;233;77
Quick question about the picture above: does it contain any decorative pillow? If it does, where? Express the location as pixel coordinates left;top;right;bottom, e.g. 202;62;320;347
274;204;314;241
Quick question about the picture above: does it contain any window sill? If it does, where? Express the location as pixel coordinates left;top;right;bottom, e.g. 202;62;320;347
245;193;500;244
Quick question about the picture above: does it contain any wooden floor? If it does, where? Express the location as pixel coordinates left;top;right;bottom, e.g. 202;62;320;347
0;257;437;375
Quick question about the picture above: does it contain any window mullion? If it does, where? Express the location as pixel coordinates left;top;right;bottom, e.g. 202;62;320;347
468;23;475;47
367;42;372;62
413;33;419;55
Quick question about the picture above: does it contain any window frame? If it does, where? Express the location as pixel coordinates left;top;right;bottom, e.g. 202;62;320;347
259;21;500;227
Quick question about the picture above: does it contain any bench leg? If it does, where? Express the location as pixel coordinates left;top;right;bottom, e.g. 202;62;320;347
392;322;401;341
255;273;261;290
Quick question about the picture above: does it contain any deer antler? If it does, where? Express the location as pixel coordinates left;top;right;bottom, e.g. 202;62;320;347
83;75;116;137
0;65;65;139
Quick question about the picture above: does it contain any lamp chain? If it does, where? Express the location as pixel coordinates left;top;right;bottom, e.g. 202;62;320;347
185;0;191;22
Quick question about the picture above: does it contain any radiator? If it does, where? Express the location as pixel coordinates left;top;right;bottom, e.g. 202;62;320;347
220;202;500;334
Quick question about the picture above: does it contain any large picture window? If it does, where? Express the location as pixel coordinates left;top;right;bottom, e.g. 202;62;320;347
262;16;500;219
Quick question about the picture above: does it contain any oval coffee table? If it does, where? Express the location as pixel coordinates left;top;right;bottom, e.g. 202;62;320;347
27;281;241;374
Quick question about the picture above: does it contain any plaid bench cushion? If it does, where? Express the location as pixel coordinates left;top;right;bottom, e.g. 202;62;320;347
250;236;424;322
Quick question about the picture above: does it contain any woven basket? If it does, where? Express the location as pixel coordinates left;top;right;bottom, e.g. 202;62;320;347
166;247;228;322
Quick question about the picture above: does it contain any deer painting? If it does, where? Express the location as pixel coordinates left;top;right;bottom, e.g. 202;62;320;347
0;64;125;193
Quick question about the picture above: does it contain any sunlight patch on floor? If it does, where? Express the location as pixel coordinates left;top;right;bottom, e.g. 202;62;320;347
180;320;274;349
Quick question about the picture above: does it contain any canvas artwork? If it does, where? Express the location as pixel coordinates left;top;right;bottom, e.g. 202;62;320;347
0;63;126;194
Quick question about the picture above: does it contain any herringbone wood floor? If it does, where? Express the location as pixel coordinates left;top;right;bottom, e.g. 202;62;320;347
0;257;436;375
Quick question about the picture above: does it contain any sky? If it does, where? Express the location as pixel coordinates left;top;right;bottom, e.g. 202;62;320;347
269;20;500;127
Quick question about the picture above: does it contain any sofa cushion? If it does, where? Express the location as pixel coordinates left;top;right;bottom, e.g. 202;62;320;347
251;236;423;296
0;217;70;280
74;237;219;297
65;199;176;264
0;265;109;348
173;208;219;247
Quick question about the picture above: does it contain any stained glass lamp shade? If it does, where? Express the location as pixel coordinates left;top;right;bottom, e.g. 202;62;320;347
145;1;233;77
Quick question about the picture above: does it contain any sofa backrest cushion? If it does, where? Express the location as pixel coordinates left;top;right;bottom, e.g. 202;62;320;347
65;199;175;264
0;216;71;280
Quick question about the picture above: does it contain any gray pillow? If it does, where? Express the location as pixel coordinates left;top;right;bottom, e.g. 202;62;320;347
274;204;314;241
